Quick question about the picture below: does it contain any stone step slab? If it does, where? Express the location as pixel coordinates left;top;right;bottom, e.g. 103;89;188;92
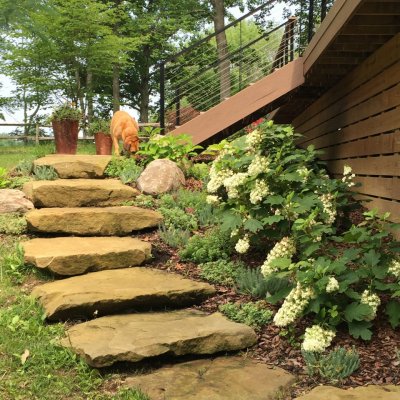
33;268;216;320
124;356;295;400
34;155;112;179
23;237;151;276
61;310;257;368
26;206;162;236
295;385;400;400
23;179;139;208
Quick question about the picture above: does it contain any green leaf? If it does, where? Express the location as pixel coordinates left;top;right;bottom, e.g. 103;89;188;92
262;215;284;225
344;302;373;322
244;218;264;233
264;195;284;206
303;243;321;257
342;248;361;261
348;321;372;340
266;287;292;304
363;249;380;267
220;212;242;232
385;300;400;329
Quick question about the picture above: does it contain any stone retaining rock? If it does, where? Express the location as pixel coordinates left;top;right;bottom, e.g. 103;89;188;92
26;206;162;235
34;155;112;178
33;268;215;320
125;356;295;400
23;179;138;207
62;310;257;367
0;189;34;213
23;237;151;275
295;385;400;399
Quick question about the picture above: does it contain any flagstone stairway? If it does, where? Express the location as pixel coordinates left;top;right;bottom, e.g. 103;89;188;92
21;154;296;399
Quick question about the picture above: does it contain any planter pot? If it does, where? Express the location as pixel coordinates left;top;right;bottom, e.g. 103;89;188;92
52;120;79;154
95;132;113;155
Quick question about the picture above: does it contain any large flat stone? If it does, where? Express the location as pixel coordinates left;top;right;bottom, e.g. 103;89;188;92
23;237;151;275
125;357;295;400
23;179;139;208
296;385;400;400
62;310;257;367
34;155;112;178
33;268;215;320
26;206;162;235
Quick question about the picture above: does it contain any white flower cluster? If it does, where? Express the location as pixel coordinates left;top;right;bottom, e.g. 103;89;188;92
297;166;310;179
207;165;233;193
248;155;270;176
302;325;336;353
261;237;296;277
246;129;263;150
320;193;336;225
326;276;339;293
223;172;248;198
206;195;220;205
342;165;356;187
235;235;250;254
361;290;381;321
388;259;400;278
273;282;314;327
250;179;270;204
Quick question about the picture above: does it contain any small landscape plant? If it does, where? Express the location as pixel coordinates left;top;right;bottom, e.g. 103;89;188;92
187;162;210;182
0;167;11;188
122;194;156;209
50;103;82;121
158;224;191;249
219;301;273;328
14;159;33;176
33;165;58;180
87;118;110;136
159;206;198;231
105;157;143;184
0;214;27;236
199;259;245;286
302;346;360;382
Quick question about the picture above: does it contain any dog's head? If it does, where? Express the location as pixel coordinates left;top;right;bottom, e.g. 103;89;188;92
123;133;139;153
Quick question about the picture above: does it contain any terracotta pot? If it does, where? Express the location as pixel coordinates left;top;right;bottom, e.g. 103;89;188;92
95;132;113;155
52;120;79;154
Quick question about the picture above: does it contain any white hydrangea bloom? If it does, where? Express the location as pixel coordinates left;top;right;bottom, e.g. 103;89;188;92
207;167;233;193
360;290;381;321
223;172;248;199
246;129;263;150
326;276;339;293
388;259;400;278
230;228;239;238
320;193;336;225
250;179;270;204
297;166;310;179
302;325;336;353
261;237;296;277
342;165;356;188
206;195;220;205
235;235;250;254
273;283;314;327
248;155;270;176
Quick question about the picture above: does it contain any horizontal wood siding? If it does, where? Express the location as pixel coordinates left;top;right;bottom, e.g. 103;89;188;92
294;33;400;221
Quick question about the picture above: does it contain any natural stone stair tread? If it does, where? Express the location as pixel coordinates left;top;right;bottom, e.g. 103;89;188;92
33;268;216;320
34;155;112;178
23;237;151;275
26;206;163;236
61;310;257;367
124;356;295;400
23;179;139;208
295;385;400;399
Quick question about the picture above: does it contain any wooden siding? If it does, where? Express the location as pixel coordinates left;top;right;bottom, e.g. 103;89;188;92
294;33;400;221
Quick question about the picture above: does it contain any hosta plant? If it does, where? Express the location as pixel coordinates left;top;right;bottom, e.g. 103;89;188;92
207;120;400;350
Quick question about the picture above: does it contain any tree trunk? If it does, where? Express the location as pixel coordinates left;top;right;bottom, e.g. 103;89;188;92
139;45;151;123
211;0;230;102
112;63;120;113
86;70;93;138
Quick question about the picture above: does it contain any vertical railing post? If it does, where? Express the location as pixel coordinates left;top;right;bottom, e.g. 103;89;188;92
175;88;181;127
321;0;327;21
239;20;243;91
308;0;314;44
160;62;165;132
289;17;296;62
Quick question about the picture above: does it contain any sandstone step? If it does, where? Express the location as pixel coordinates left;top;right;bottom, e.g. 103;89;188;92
61;310;257;367
23;179;139;208
295;385;400;400
34;155;112;179
33;268;216;320
26;206;162;236
124;357;295;400
23;237;151;276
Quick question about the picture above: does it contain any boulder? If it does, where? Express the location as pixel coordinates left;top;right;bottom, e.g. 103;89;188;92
23;179;139;208
25;206;163;235
125;357;295;400
34;155;112;179
0;189;34;214
295;385;400;400
32;268;215;320
62;310;257;367
137;159;185;195
23;237;151;275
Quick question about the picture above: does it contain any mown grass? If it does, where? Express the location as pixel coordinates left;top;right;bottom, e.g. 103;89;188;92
0;142;96;169
0;233;149;400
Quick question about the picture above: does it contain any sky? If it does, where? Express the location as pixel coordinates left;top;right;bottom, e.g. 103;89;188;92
0;2;287;134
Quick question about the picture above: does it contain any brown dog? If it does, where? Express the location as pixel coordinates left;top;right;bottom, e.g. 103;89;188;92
110;110;139;156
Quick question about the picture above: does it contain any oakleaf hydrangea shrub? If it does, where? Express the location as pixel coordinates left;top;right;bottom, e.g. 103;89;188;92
207;120;400;352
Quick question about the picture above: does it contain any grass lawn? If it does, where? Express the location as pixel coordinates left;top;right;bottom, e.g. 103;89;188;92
0;141;96;170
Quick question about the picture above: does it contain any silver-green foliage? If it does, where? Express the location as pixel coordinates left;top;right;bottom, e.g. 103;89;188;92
33;165;58;180
0;214;27;235
219;301;273;328
199;259;245;286
119;164;143;184
159;206;198;231
302;346;360;382
158;224;191;249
